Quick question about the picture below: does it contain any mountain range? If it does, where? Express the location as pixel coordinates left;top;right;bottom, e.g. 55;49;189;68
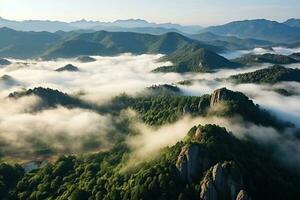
0;17;202;34
203;19;300;43
42;31;223;58
2;17;300;43
190;32;273;50
2;86;299;199
284;18;300;28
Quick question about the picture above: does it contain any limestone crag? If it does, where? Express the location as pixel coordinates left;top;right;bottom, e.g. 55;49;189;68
176;144;209;182
236;190;250;200
210;88;232;107
200;161;247;200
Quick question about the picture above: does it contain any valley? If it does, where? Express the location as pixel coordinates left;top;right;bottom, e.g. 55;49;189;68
0;9;300;200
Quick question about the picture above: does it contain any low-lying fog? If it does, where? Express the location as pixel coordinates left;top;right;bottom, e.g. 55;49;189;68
0;49;299;167
221;46;300;59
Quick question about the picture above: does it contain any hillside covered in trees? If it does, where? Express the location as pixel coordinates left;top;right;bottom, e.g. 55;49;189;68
229;65;300;84
1;86;299;200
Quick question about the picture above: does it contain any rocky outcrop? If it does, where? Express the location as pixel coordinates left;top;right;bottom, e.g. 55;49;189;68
183;105;192;114
176;144;209;182
236;190;250;200
200;161;247;200
198;97;210;112
210;88;232;107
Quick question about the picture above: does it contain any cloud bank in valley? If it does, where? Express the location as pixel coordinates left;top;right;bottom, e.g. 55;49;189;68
0;95;118;158
125;115;300;170
221;46;300;59
0;51;299;168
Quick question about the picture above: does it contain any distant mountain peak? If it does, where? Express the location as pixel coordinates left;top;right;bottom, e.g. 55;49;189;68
114;18;148;23
204;19;300;43
284;18;300;28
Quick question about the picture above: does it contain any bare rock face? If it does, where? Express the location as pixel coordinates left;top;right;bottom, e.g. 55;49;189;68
183;105;192;114
176;144;209;182
176;145;199;182
200;161;247;200
210;88;231;107
236;190;250;200
198;97;210;112
200;178;218;200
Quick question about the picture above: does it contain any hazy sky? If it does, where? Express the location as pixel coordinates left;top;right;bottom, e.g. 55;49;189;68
0;0;300;26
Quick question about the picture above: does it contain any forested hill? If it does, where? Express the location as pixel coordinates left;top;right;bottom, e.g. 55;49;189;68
229;65;300;84
1;86;299;199
0;28;224;59
42;31;223;58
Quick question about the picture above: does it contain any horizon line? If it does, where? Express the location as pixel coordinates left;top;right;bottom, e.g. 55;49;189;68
0;16;297;27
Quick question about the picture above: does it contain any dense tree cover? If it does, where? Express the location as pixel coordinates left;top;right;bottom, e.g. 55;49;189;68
208;88;289;129
1;124;298;200
113;87;287;128
0;28;62;59
131;95;210;126
0;163;24;199
42;31;221;59
14;144;192;200
153;46;240;73
0;28;224;59
8;87;93;110
8;86;288;129
185;125;300;200
146;84;181;96
98;92;210;126
1;87;299;199
234;53;299;65
190;32;272;51
229;65;300;84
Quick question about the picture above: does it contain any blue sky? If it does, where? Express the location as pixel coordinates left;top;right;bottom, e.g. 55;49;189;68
0;0;299;25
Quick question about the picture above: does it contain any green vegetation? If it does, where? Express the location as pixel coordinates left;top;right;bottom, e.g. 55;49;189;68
8;87;92;110
131;95;210;126
153;46;240;73
43;31;222;59
229;65;300;84
0;28;62;59
2;87;298;199
0;28;241;73
190;32;272;50
145;84;182;96
0;163;24;199
234;53;299;65
1;124;298;200
0;28;224;59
